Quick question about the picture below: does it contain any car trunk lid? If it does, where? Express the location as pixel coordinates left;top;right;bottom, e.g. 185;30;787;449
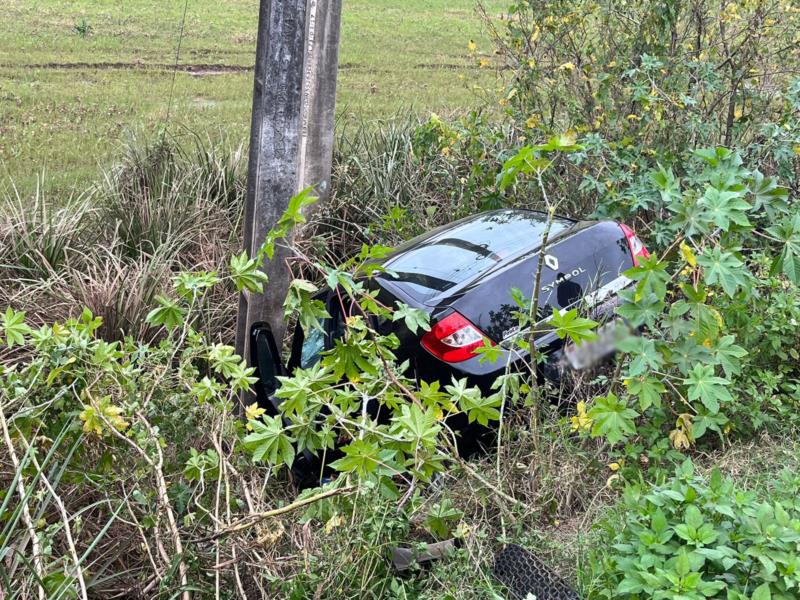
447;220;635;343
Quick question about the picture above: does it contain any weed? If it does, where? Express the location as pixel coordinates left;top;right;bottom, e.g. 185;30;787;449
72;18;92;38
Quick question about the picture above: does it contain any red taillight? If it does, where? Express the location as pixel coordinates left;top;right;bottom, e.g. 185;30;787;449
619;223;650;266
421;311;493;363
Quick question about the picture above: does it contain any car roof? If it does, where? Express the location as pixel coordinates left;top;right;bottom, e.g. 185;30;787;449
377;209;577;305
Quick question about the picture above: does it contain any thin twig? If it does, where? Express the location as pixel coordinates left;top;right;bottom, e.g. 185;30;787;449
192;485;356;543
0;404;46;600
18;435;89;600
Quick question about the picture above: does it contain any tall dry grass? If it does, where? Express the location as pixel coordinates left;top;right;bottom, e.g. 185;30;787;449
1;119;471;343
0;133;246;344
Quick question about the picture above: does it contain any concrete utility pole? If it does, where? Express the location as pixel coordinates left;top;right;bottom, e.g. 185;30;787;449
236;0;342;371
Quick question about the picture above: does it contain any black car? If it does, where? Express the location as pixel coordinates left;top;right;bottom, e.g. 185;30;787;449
250;209;648;477
252;208;649;406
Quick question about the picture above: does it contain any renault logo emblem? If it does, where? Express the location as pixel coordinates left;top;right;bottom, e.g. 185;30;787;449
544;254;559;270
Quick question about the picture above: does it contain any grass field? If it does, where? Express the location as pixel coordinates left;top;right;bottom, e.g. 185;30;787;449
0;0;506;192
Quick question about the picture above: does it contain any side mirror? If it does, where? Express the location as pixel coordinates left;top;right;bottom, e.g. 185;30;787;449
250;322;285;414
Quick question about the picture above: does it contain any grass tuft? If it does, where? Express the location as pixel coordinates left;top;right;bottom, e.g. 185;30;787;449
0;181;97;280
1;133;245;342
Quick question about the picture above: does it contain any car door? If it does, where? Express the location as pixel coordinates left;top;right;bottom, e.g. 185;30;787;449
252;289;345;414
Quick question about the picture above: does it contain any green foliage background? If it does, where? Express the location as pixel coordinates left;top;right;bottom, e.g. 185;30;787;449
1;0;800;598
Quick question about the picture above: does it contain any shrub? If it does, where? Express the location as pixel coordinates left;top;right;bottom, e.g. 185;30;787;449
585;459;800;599
484;0;800;154
0;193;544;598
0;134;244;343
55;243;174;342
516;143;800;471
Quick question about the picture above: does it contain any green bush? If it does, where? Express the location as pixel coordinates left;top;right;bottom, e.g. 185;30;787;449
0;191;536;598
487;0;800;156
586;459;800;599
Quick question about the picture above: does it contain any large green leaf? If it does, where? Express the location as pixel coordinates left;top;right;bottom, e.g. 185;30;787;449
624;254;670;300
1;307;31;347
587;392;639;444
750;170;789;219
684;364;732;414
618;336;664;377
712;335;748;378
650;164;681;205
326;337;379;382
390;403;440;447
767;213;800;285
549;308;598;345
243;415;296;467
230;251;269;293
446;378;501;426
697;247;749;297
145;295;186;330
617;290;666;329
698;187;751;231
329;439;398;478
625;374;665;410
392;303;431;334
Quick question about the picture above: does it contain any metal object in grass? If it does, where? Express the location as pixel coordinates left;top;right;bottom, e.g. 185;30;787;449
492;544;580;600
391;539;457;571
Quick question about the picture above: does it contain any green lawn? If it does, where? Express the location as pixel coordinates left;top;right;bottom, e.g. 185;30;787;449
0;0;506;192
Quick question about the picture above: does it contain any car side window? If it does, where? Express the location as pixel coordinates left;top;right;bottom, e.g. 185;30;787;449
299;324;326;368
289;293;350;371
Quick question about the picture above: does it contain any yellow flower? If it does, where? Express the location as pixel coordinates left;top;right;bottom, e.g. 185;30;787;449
793;145;800;156
467;40;477;52
479;58;490;68
245;402;266;431
680;241;697;267
526;115;539;129
570;401;592;432
608;462;620;471
557;62;576;72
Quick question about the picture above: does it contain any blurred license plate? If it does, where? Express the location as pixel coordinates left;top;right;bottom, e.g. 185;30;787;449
563;321;618;370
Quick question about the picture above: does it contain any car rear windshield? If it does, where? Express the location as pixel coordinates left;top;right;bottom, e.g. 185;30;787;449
382;209;571;303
